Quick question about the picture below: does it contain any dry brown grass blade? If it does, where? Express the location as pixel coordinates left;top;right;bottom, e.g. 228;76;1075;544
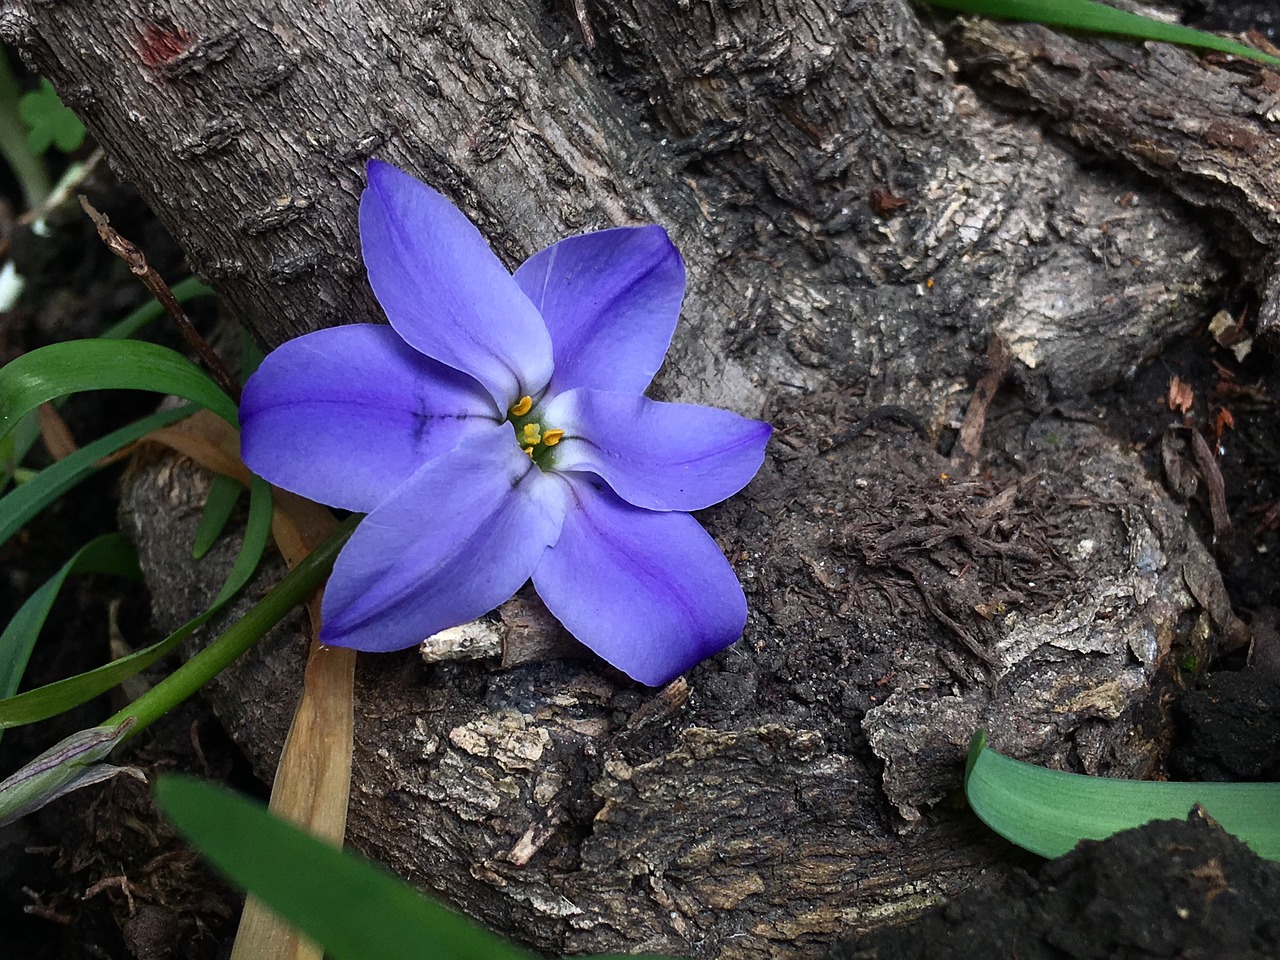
140;409;336;562
36;402;78;461
134;408;353;960
230;641;355;960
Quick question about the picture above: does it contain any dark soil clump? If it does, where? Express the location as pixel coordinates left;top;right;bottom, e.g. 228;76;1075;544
1172;670;1280;781
827;811;1280;960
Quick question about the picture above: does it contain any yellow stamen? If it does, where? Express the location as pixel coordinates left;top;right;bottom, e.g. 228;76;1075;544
523;446;535;457
510;395;533;417
522;423;542;445
542;428;565;446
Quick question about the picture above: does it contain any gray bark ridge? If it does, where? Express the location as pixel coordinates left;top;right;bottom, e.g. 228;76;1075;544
6;0;1255;956
947;14;1280;336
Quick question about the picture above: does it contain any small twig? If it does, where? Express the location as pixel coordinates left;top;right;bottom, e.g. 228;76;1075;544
957;335;1010;460
83;875;141;915
570;0;597;50
21;887;73;925
20;148;104;227
78;195;240;404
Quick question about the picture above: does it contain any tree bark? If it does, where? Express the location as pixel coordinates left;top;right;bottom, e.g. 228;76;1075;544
5;0;1263;956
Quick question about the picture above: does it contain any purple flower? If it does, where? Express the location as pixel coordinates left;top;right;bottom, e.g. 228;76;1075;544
240;160;770;685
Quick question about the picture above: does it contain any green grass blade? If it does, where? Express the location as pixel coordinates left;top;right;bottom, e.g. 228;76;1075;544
0;339;238;439
1;516;356;826
0;404;197;549
0;534;142;697
0;410;39;495
965;730;1280;861
154;775;534;960
0;475;273;730
923;0;1280;67
0;279;215;494
0;534;142;745
211;474;272;607
192;473;243;559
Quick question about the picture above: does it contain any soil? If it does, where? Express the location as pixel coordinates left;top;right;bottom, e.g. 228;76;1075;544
4;21;1280;959
826;810;1280;960
1184;0;1280;43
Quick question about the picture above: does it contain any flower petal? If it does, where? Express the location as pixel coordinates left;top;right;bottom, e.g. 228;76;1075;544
360;160;553;408
240;325;500;512
541;388;771;511
513;225;684;395
320;422;566;652
532;479;747;685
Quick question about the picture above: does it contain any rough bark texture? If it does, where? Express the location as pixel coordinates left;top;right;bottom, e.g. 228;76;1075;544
6;0;1269;956
947;15;1280;336
119;407;1234;957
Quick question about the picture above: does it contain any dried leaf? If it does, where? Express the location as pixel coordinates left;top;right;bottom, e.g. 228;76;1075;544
1167;375;1194;414
1160;429;1198;500
1214;407;1236;443
140;409;336;563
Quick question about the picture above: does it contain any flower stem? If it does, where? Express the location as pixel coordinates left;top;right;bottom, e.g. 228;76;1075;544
106;514;360;740
0;49;51;210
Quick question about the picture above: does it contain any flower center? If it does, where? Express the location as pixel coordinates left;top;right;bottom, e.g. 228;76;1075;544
507;395;564;469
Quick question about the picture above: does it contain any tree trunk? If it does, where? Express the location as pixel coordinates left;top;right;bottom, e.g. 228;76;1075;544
6;1;1261;956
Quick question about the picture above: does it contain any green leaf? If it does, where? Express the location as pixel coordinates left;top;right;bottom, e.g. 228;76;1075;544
965;730;1280;861
0;409;40;493
0;278;215;494
193;473;243;559
0;339;238;440
154;775;535;960
0;404;197;550
216;475;273;607
0;534;142;745
923;0;1280;66
0;476;273;730
18;77;87;156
